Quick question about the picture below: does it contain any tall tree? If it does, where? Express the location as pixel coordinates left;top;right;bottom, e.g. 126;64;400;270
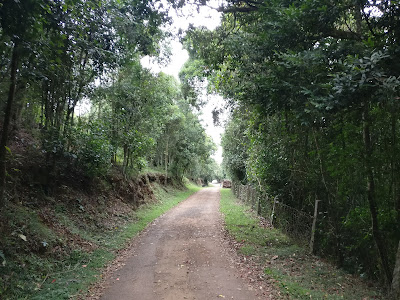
185;0;400;285
0;0;47;208
0;0;171;206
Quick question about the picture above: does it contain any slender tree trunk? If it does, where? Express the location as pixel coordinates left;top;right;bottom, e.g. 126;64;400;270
392;240;400;299
164;138;168;185
123;144;128;175
362;103;393;284
98;102;101;119
0;42;19;210
390;112;396;203
312;127;329;197
11;81;26;132
390;111;400;228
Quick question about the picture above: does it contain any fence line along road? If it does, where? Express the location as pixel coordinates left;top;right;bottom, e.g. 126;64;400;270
231;182;318;253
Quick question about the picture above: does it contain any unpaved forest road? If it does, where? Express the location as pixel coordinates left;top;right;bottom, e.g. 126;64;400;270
97;187;260;300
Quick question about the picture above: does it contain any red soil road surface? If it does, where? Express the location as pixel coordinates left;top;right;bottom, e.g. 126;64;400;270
98;187;260;300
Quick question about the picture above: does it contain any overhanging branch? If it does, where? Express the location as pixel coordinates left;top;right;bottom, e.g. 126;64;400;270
217;0;264;13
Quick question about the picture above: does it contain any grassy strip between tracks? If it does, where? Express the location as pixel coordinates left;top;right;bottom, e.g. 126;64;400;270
219;188;385;299
2;182;201;300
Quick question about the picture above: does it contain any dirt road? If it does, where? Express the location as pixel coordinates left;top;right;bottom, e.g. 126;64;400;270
96;187;260;300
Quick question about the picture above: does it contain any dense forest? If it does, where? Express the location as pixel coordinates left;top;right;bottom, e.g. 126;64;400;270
1;0;400;298
182;0;400;295
0;0;220;203
0;1;221;296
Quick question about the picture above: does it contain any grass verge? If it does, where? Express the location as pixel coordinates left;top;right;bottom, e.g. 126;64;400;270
1;182;201;300
219;188;385;299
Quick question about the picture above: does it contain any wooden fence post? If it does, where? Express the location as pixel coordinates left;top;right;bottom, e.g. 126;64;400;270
252;188;255;209
257;193;261;215
309;199;321;254
270;196;277;226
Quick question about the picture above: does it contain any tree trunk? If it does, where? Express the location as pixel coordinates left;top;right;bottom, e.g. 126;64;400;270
362;103;393;284
123;144;128;175
164;138;168;185
392;240;400;299
390;111;400;229
11;81;26;132
0;42;19;210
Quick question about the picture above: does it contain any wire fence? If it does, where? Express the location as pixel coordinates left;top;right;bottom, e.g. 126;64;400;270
231;182;316;250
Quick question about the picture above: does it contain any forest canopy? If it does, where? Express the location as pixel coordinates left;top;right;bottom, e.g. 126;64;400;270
182;0;400;292
1;0;400;296
0;0;220;207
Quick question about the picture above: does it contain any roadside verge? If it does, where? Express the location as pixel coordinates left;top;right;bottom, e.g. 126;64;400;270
219;188;385;299
1;181;200;300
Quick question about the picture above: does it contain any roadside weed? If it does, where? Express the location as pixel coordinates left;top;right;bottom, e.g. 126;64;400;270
219;188;384;299
0;183;201;300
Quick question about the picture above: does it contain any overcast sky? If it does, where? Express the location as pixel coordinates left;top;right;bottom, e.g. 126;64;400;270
141;2;226;164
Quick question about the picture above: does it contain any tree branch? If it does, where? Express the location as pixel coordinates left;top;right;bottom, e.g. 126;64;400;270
326;28;362;41
217;6;259;13
359;0;377;37
217;0;264;13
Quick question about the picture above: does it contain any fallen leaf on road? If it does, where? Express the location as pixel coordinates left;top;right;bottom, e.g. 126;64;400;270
18;234;27;241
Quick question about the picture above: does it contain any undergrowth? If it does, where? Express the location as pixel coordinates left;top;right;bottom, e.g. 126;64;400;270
0;182;201;300
219;188;385;299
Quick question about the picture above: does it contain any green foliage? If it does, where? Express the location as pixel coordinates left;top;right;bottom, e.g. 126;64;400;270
221;188;290;247
0;182;201;299
150;98;217;182
221;108;249;183
73;121;113;177
0;2;220;297
0;0;219;192
6;209;56;252
187;0;400;286
179;59;209;107
82;60;217;181
220;188;384;299
30;249;114;300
